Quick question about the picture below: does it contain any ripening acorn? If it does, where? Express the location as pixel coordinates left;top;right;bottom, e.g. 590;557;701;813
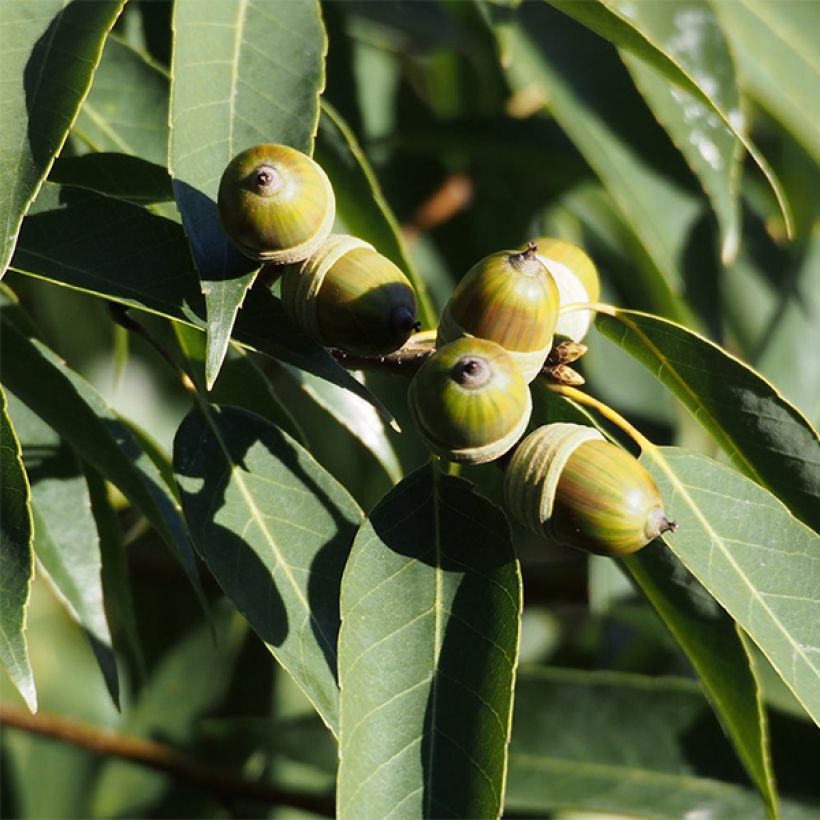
281;234;418;357
436;243;560;382
408;337;532;464
531;237;600;342
504;422;677;555
218;143;335;263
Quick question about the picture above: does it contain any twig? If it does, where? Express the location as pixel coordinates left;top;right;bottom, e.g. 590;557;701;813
0;706;335;816
401;173;473;245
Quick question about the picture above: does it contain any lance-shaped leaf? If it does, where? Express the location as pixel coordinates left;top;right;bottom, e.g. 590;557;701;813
10;184;395;424
174;404;363;734
73;34;169;164
0;313;207;613
0;387;36;712
624;545;776;813
547;0;792;236
8;394;119;708
338;465;521;819
617;1;743;263
316;102;436;329
507;668;783;818
595;309;820;531
169;0;326;388
714;0;820;167
644;447;820;725
0;0;123;277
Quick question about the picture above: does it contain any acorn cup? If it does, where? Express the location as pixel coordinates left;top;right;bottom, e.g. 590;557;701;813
281;234;418;357
408;337;533;464
504;422;677;556
436;243;560;383
531;237;600;342
218;143;335;263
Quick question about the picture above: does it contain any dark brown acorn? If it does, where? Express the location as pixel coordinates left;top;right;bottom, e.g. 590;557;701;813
281;234;418;357
504;422;676;555
218;144;335;263
436;243;560;382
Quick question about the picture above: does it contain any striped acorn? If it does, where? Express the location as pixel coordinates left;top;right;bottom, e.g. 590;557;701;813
504;422;676;555
218;144;335;263
532;238;600;342
436;243;559;382
408;337;532;464
281;234;418;357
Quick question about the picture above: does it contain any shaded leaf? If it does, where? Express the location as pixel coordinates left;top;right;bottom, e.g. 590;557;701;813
169;0;326;388
644;447;820;725
174;404;363;734
0;0;123;276
8;394;119;708
73;34;169;164
0;386;36;711
338;465;521;819
715;0;820;166
0;313;207;614
316;102;436;328
11;184;395;424
507;668;787;817
596;309;820;531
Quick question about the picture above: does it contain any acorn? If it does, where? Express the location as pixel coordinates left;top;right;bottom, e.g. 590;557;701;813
504;422;676;555
531;237;600;342
436;243;559;383
217;143;335;263
281;234;418;357
408;337;532;464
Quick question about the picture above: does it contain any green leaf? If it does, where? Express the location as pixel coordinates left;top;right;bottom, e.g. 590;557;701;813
337;465;521;819
617;1;743;262
487;2;699;322
174;404;363;734
0;386;36;712
72;34;169;164
644;447;820;726
11;185;395;425
595;309;820;531
714;0;820;167
316;102;437;329
49;153;174;204
8;394;119;708
0;313;207;614
547;0;793;237
0;0;124;277
507;668;780;817
625;545;777;813
169;0;326;388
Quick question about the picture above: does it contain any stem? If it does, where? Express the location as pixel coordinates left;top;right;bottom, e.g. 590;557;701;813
0;706;334;816
330;332;435;377
558;300;617;317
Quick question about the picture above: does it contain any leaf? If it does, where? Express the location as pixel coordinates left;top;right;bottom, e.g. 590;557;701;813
487;1;700;322
0;312;207;614
595;309;820;531
0;386;36;712
507;668;782;817
617;1;743;262
547;0;793;237
169;0;326;388
174;404;363;734
8;394;119;708
316;102;437;329
337;464;521;819
49;153;174;204
0;0;124;277
72;34;169;164
624;545;777;813
644;447;820;726
714;0;820;167
11;184;395;425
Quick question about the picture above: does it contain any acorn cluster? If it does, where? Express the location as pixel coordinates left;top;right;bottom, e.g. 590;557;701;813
218;144;676;557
